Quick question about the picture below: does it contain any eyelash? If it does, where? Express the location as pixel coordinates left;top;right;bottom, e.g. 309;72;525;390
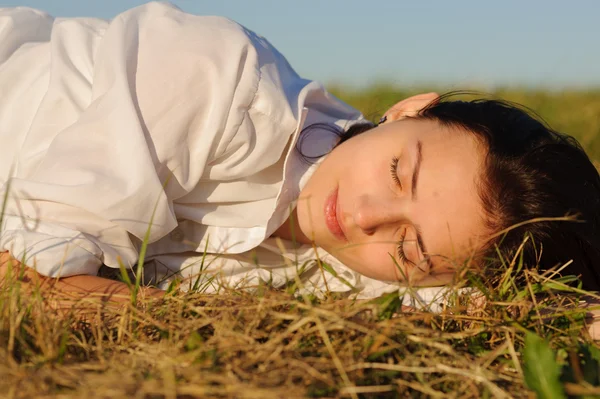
396;229;409;264
389;156;402;188
390;157;413;265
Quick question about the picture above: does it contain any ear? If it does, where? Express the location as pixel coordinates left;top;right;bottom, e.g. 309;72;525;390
383;92;439;122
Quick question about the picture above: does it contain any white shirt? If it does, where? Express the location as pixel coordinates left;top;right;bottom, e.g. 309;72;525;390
0;2;457;302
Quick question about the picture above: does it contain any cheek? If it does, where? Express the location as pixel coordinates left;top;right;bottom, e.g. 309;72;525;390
333;241;400;281
346;158;391;192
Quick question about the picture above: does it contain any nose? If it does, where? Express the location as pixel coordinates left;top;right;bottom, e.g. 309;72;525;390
352;194;407;234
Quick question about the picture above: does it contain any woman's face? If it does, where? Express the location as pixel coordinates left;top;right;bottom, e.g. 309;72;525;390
295;117;489;285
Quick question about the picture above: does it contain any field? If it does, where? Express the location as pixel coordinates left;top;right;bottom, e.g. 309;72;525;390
1;87;600;398
330;86;600;164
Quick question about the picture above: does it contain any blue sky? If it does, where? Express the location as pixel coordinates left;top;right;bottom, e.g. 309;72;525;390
2;0;599;89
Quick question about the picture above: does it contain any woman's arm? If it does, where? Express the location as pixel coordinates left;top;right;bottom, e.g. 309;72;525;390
0;252;164;305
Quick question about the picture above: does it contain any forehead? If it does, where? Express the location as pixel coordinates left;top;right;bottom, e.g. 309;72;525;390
409;120;487;267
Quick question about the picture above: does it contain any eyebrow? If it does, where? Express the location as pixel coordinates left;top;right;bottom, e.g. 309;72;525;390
410;140;433;271
414;226;434;271
411;140;423;201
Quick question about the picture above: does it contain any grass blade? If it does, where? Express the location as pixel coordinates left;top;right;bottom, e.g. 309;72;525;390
523;331;566;399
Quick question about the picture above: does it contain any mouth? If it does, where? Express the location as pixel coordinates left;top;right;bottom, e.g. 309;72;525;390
324;187;347;241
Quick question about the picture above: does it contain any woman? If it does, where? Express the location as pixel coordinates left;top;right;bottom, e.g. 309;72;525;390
0;3;598;307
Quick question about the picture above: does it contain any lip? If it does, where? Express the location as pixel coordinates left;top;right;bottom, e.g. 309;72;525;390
324;187;348;241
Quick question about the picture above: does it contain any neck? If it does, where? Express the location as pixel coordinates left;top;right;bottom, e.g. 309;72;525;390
271;208;312;245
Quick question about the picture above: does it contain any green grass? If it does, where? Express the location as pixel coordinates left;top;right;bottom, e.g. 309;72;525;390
1;86;599;398
330;86;600;163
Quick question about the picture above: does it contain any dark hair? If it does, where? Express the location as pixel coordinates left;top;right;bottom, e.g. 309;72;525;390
296;121;376;162
415;95;600;291
303;94;600;291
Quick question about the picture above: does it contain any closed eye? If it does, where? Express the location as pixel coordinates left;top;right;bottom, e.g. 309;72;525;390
390;156;402;189
396;228;416;267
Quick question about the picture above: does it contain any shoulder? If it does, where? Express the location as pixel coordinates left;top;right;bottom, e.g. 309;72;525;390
0;7;54;64
116;2;256;50
108;2;289;90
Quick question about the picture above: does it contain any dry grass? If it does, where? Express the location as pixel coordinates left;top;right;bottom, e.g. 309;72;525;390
1;262;599;398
